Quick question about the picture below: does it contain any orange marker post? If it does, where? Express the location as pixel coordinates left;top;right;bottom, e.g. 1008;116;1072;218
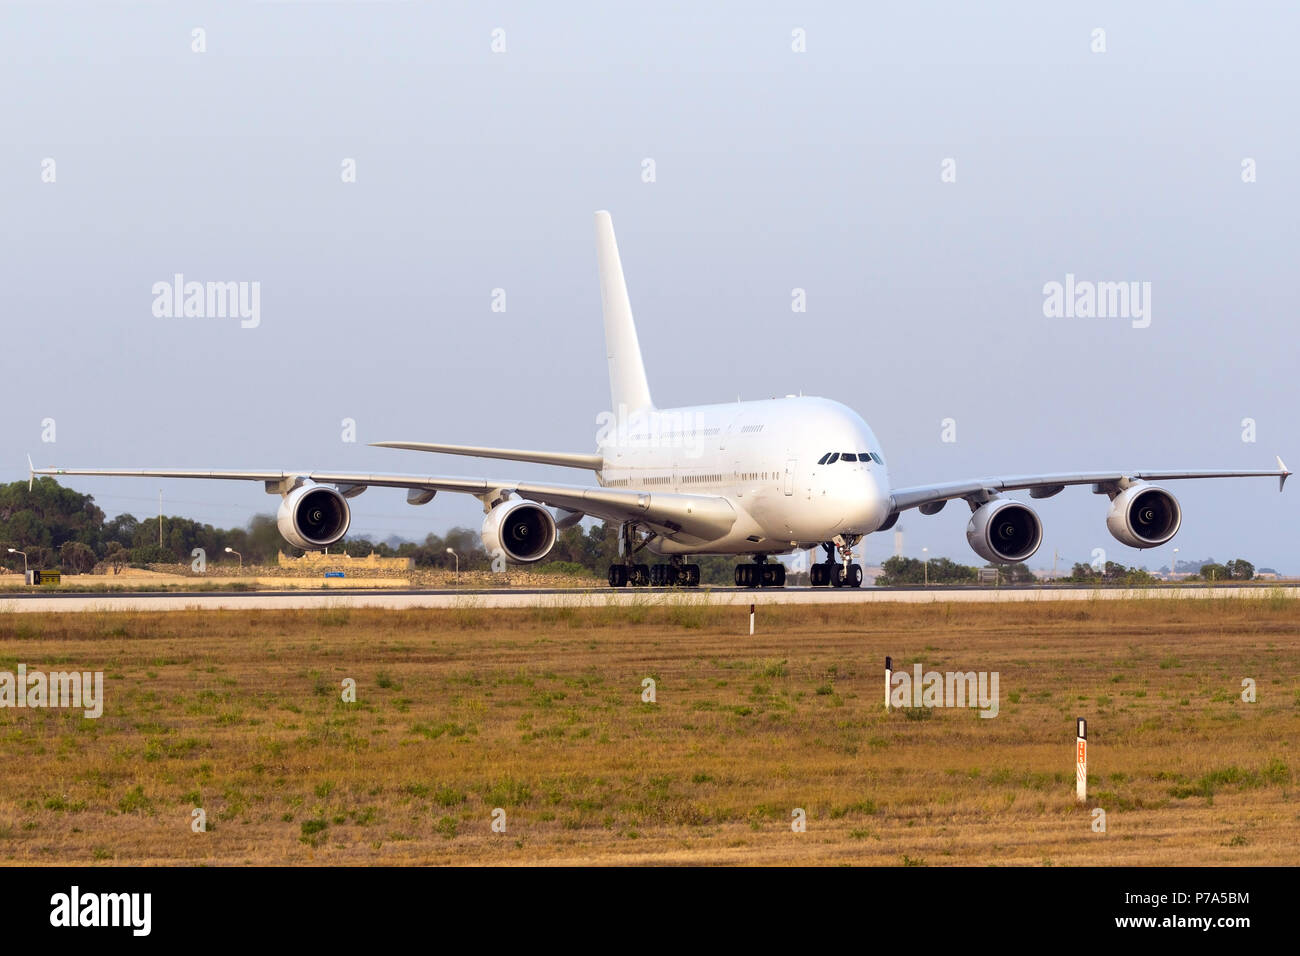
1076;717;1087;803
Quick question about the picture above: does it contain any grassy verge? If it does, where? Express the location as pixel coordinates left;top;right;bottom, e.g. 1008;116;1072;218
0;597;1295;865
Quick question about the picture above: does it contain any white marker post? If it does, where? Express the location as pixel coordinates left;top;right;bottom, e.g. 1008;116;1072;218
884;656;892;711
749;603;755;636
1076;717;1087;803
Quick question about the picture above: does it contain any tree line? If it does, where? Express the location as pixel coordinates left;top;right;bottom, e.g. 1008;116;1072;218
1064;558;1254;583
0;478;482;573
0;478;636;576
874;555;1035;586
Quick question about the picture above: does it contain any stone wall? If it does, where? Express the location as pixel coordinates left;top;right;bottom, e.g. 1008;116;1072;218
277;550;413;570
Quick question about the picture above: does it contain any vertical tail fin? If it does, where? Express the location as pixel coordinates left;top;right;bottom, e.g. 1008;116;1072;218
594;211;654;414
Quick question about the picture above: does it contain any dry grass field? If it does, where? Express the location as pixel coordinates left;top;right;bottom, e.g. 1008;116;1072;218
0;595;1296;866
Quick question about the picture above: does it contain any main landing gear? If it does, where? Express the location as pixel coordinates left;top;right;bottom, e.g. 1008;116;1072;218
607;525;700;588
735;555;785;589
608;562;701;588
809;540;864;588
651;561;701;587
608;564;648;588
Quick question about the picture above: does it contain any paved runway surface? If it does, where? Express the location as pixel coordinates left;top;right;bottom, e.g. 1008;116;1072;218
1;585;1293;612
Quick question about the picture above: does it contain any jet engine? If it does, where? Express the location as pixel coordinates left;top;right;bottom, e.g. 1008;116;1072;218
276;482;351;550
481;499;558;564
1106;482;1181;548
966;498;1043;564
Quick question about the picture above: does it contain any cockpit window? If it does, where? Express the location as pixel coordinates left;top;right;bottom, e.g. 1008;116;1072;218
819;451;878;464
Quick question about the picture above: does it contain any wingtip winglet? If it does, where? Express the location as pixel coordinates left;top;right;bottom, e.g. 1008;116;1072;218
1278;456;1290;492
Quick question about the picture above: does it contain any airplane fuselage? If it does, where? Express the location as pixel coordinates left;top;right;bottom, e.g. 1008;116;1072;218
596;395;891;555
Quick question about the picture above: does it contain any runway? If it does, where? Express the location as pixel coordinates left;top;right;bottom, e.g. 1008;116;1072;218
0;584;1293;612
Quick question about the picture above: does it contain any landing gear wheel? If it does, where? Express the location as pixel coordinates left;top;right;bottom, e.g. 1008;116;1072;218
631;564;650;587
608;565;628;588
831;538;862;587
665;563;697;587
810;563;828;587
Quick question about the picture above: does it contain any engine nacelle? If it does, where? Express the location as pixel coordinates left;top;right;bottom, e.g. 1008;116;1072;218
481;499;557;565
276;482;351;550
966;498;1043;564
1106;482;1181;548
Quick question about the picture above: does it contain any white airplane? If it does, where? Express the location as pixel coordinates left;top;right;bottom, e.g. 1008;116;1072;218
33;212;1290;589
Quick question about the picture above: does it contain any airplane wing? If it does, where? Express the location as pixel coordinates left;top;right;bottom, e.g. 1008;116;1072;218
369;441;604;472
888;457;1290;516
29;463;736;545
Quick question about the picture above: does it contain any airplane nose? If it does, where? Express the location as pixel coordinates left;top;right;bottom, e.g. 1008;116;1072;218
846;471;888;531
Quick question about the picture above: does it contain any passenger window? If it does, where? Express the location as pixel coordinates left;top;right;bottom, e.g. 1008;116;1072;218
827;453;840;464
842;453;857;462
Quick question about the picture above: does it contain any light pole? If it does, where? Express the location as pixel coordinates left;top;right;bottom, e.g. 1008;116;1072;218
922;547;929;587
8;548;28;583
224;546;243;570
1171;547;1179;582
446;547;459;586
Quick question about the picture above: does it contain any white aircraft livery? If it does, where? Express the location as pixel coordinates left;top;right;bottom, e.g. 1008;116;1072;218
33;212;1290;589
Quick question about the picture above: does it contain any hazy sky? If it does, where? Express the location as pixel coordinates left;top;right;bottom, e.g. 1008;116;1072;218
3;2;1296;571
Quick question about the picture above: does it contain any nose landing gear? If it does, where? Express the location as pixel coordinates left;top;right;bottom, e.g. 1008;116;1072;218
809;540;864;588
